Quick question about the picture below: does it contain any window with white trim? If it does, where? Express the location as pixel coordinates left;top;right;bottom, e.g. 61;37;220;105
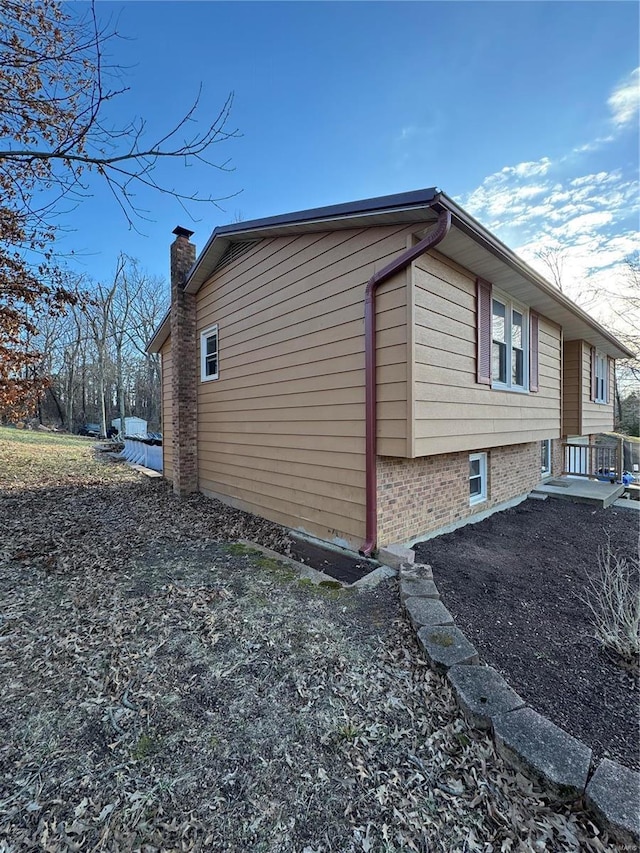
540;439;551;477
200;325;219;381
469;452;487;505
594;352;607;403
492;294;528;390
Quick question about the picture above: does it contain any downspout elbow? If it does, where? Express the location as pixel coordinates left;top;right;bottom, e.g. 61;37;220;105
361;209;451;556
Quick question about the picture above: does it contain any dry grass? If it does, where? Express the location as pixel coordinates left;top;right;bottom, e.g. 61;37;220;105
0;427;134;490
583;534;640;665
0;428;623;852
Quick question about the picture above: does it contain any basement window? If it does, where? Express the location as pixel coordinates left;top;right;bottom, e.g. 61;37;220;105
469;452;487;505
540;439;551;477
200;325;219;381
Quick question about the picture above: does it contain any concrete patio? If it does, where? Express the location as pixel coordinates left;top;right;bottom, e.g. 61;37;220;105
530;477;625;508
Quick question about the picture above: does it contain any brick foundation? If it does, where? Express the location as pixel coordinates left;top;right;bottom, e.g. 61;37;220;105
170;227;198;497
377;441;543;546
551;438;564;477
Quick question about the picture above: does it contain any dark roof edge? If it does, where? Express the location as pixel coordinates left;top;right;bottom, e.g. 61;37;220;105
185;187;440;288
216;187;439;233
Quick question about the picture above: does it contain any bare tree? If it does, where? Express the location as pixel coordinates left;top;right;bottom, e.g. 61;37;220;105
533;245;567;292
61;309;86;430
85;259;124;437
579;253;640;429
109;256;138;436
37;255;168;433
594;254;640;384
123;267;168;429
0;0;238;415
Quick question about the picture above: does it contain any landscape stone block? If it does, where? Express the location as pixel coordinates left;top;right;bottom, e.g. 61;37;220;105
585;758;640;847
447;664;525;730
404;597;453;631
493;707;591;801
351;564;397;589
400;577;440;605
400;562;433;581
416;625;479;673
377;544;414;569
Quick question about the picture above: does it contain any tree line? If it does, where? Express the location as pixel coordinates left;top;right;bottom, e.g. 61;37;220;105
30;256;168;435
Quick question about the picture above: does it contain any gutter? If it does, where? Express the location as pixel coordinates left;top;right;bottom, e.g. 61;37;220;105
361;206;452;556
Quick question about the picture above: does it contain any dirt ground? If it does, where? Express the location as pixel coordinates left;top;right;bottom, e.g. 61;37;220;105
414;497;639;772
0;429;631;852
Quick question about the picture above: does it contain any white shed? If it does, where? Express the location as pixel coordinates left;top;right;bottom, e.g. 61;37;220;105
111;417;148;437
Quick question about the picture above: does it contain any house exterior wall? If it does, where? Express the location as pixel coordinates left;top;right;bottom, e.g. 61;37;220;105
194;225;414;548
410;252;562;457
159;221;616;553
562;339;614;438
562;339;582;437
581;341;614;435
160;339;173;480
377;441;542;546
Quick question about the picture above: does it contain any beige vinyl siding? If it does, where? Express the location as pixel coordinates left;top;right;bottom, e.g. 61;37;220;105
195;225;413;548
376;267;408;455
581;341;614;435
562;339;582;436
411;252;561;457
160;339;173;480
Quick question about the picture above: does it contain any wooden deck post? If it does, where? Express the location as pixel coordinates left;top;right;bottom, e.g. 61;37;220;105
618;436;625;479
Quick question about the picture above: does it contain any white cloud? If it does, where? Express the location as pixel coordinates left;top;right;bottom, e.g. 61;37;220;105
464;159;555;225
456;67;640;347
511;158;552;178
569;172;615;188
608;67;640;128
457;152;639;345
569;68;638;155
572;136;614;154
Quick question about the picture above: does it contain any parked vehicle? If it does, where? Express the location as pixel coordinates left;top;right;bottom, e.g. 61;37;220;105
78;423;102;437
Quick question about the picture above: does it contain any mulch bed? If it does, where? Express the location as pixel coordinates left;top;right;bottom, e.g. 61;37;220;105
414;497;639;771
287;537;379;584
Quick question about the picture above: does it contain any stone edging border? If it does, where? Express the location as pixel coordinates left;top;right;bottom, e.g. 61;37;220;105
387;551;639;848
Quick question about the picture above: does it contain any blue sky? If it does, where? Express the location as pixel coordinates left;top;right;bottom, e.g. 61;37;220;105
63;1;638;331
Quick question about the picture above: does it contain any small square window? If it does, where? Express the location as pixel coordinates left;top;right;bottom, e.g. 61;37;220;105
200;325;219;381
469;452;487;505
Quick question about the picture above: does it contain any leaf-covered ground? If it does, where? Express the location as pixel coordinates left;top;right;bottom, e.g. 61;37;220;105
0;428;624;852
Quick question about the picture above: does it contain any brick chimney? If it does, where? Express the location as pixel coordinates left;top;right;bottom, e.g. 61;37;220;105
170;226;198;496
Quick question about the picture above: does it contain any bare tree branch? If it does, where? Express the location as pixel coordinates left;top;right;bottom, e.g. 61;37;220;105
0;0;239;415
